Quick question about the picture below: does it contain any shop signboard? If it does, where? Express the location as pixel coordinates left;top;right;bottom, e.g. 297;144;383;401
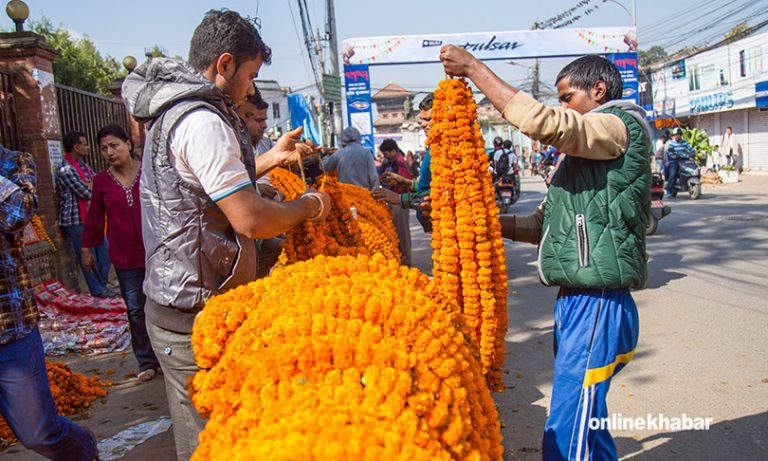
756;81;768;108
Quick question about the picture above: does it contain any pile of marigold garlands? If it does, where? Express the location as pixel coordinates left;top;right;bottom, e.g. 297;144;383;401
0;361;110;447
428;79;508;390
269;168;400;264
190;253;502;461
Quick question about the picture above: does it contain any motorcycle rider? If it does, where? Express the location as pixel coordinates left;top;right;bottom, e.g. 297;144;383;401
664;127;694;198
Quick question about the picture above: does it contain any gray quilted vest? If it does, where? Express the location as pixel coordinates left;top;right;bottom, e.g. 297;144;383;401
123;58;257;329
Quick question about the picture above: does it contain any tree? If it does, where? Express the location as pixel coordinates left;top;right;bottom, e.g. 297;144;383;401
28;18;124;96
638;46;668;68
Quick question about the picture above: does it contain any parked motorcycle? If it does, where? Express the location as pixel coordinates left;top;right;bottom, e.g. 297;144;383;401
647;173;671;235
668;158;702;199
494;166;521;214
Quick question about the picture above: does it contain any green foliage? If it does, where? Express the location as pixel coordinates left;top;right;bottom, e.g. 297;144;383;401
28;17;125;95
638;46;668;67
682;127;714;165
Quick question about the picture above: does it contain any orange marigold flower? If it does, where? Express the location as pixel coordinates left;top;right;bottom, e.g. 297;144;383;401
427;78;508;391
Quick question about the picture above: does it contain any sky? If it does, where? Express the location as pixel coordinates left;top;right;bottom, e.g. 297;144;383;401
6;0;767;103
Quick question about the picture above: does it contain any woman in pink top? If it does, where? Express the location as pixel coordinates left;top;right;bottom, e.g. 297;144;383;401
82;124;159;382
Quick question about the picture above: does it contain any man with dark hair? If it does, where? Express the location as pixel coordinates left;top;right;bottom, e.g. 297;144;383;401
240;87;272;154
55;131;115;298
373;92;434;232
1;145;98;460
441;46;650;461
123;9;330;460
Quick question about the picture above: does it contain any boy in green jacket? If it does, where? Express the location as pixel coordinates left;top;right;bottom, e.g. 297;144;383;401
441;47;651;461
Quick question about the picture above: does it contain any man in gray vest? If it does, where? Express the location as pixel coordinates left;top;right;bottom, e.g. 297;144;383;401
122;10;330;460
441;47;650;461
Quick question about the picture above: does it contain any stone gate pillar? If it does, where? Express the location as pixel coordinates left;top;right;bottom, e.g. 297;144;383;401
0;31;79;289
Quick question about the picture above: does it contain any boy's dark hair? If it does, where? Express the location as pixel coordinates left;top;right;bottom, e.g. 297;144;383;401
63;131;86;153
503;140;513;149
245;85;269;110
189;9;272;73
556;55;623;103
419;93;434;111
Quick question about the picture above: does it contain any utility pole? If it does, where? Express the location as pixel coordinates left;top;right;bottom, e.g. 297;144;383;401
531;59;540;101
632;0;637;27
326;0;342;147
315;28;329;146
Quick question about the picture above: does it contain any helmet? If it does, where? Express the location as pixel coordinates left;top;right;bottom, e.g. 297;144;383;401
671;127;683;136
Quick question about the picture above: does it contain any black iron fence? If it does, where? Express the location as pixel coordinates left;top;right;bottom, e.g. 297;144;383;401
56;84;131;172
0;68;20;151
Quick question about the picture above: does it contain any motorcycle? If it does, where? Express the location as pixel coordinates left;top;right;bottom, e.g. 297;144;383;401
668;158;702;199
494;166;521;214
647;173;671;235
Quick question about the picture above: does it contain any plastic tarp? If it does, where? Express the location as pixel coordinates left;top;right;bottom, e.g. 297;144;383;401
288;93;323;146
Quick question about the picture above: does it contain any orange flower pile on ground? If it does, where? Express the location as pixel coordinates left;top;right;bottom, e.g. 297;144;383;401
0;361;110;448
427;79;508;391
269;169;399;264
190;253;502;461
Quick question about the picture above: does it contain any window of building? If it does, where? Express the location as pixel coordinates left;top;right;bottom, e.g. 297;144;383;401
272;102;280;119
688;64;701;91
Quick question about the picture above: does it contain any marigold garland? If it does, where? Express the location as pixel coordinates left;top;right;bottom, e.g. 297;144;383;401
0;360;110;448
31;214;56;248
268;169;399;264
427;79;508;391
190;254;502;461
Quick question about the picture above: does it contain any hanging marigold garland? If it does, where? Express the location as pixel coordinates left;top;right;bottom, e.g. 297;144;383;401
191;253;503;461
0;361;110;448
427;79;508;391
268;168;399;264
336;182;399;250
32;214;56;249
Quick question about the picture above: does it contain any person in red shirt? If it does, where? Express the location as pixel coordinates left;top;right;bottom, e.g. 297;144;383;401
378;139;413;266
82;124;160;382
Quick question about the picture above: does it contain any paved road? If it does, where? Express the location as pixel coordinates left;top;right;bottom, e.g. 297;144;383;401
3;175;766;460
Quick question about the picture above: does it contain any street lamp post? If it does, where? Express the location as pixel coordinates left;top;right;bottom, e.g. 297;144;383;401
605;0;636;26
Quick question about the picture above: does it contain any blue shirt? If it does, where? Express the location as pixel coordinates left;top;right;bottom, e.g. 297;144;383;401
417;148;431;193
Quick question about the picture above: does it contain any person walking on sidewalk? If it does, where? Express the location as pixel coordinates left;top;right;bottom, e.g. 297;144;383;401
122;9;330;460
82;124;160;383
441;47;650;461
55;130;116;298
0;145;98;461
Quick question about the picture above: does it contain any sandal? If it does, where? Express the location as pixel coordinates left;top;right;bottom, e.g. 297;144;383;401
137;369;157;382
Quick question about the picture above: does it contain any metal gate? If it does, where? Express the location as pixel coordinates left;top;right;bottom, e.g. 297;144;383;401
55;84;131;172
0;68;20;151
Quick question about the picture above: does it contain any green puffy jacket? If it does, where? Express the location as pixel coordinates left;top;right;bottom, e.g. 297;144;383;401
538;106;651;289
